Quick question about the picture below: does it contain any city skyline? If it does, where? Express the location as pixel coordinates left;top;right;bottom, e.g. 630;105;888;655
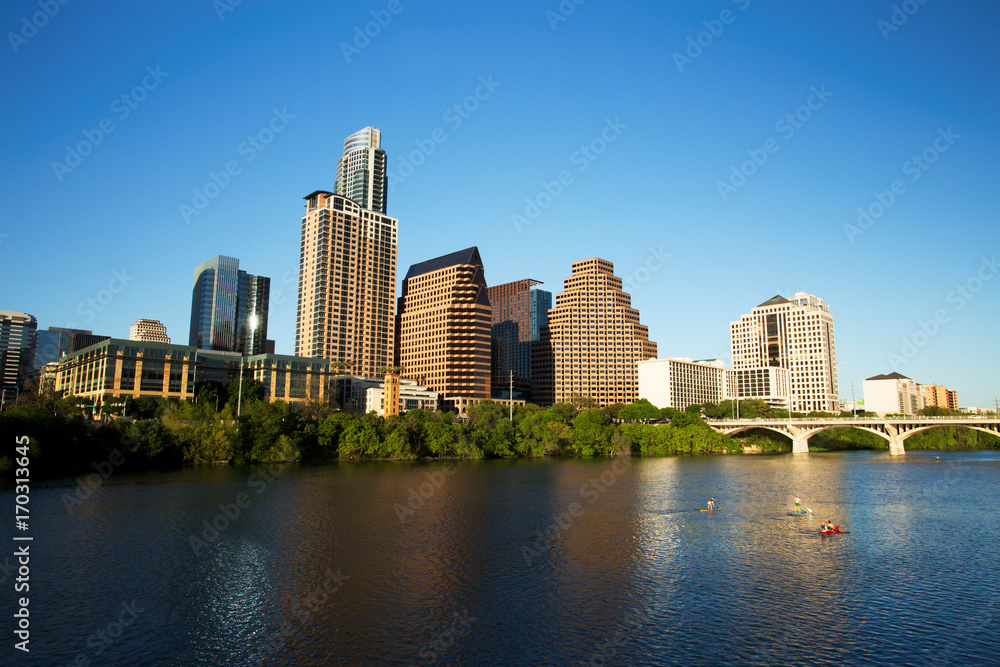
3;2;998;406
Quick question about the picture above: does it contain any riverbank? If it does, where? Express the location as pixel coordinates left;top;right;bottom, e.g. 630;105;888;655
2;400;998;479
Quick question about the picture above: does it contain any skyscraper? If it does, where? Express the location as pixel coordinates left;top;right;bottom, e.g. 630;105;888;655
130;318;170;344
396;247;492;410
730;293;838;413
189;255;269;355
488;279;551;401
0;310;37;403
535;258;657;407
296;191;397;378
335;126;387;214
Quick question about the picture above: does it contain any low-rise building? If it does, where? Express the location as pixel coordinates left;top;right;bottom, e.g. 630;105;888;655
863;372;923;416
365;378;438;416
55;338;333;406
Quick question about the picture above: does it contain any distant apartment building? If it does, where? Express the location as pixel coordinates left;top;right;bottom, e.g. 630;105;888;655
365;377;438;416
129;318;170;344
638;357;790;411
0;311;37;402
731;293;838;413
535;258;657;407
295;191;397;379
189;255;269;355
55;338;333;406
488;278;551;402
923;383;958;411
863;372;924;415
396;247;492;411
335;126;388;214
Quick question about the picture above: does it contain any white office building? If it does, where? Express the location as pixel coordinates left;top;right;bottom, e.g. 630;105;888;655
725;366;791;410
731;293;838;413
638;357;725;410
863;372;924;416
639;357;790;411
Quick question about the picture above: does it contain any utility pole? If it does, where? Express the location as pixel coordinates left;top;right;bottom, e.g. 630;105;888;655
509;370;513;422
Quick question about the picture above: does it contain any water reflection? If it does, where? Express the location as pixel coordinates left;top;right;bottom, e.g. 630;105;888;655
15;452;1000;665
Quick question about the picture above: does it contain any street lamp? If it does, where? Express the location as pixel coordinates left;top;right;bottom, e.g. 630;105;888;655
237;313;259;421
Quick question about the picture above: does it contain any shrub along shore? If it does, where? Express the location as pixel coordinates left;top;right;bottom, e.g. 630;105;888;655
1;385;996;478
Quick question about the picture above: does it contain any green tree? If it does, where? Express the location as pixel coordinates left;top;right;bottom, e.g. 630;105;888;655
226;377;264;412
619;399;659;423
571;409;614;456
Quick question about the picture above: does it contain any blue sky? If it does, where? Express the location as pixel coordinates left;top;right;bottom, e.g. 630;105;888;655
2;0;998;407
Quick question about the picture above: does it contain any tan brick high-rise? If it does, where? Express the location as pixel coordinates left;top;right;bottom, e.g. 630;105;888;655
295;191;397;379
396;247;491;404
535;258;657;406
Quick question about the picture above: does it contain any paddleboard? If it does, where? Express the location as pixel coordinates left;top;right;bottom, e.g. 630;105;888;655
700;508;721;511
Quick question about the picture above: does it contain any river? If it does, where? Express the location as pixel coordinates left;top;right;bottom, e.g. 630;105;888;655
6;450;1000;665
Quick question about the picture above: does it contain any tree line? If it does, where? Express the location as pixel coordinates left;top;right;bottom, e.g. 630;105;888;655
1;388;996;477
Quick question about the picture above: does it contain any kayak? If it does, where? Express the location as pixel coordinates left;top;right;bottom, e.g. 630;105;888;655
819;526;842;535
700;508;721;511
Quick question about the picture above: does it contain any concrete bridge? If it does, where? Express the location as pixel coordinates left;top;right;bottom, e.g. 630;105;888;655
704;417;1000;456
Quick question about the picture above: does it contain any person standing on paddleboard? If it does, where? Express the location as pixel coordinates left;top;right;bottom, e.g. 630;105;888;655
707;498;717;510
794;496;801;512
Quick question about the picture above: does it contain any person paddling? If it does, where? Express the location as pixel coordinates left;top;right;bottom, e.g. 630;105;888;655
794;496;802;513
707;498;717;511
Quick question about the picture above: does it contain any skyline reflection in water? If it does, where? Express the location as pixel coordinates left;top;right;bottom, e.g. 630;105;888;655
8;450;1000;665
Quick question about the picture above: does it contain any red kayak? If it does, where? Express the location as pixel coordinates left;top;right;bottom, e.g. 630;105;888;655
820;526;842;535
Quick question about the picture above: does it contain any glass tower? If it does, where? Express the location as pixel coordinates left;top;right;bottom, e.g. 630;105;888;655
334;127;388;214
488;279;551;402
189;255;269;354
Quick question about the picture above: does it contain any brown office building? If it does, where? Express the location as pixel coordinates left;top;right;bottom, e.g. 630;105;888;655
535;258;657;407
396;247;492;410
295;190;397;379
